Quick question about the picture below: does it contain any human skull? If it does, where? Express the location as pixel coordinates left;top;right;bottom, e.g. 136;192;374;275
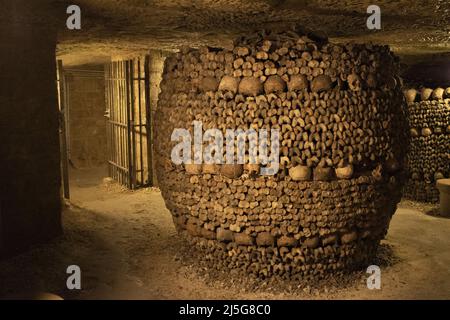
347;73;361;91
287;74;309;91
238;77;263;96
311;74;332;93
264;75;286;94
218;75;240;93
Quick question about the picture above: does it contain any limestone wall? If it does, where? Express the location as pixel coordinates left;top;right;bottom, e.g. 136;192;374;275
65;66;107;168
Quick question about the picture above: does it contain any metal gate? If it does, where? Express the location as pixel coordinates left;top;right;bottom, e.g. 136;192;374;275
105;57;153;189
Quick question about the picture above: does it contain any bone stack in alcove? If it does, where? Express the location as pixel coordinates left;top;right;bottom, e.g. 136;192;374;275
403;88;450;203
154;29;408;280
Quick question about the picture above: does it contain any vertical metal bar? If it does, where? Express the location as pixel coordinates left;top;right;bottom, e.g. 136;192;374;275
109;63;113;180
113;62;118;183
124;61;128;186
118;61;123;185
131;59;137;189
144;55;154;186
112;62;117;183
107;63;111;179
138;58;144;187
121;61;126;186
63;73;71;159
113;61;122;183
121;61;125;186
111;62;115;181
57;60;70;199
130;59;136;189
105;63;111;179
123;61;126;185
126;60;134;189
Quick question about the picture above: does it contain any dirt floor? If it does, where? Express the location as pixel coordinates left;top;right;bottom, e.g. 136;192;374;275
0;166;449;300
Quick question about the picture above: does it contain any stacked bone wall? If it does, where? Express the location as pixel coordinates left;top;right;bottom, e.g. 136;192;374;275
155;30;407;279
403;88;450;203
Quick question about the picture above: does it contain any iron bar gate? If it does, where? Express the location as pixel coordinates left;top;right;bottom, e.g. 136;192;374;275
105;57;153;189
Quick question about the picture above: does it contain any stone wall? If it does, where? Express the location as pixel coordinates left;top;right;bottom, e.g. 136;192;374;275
0;0;62;257
148;50;166;185
65;66;107;168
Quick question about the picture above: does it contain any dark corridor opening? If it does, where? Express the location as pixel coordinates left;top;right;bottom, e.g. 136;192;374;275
56;56;154;198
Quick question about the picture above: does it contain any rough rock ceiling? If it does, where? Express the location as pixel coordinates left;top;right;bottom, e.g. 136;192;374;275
55;0;450;65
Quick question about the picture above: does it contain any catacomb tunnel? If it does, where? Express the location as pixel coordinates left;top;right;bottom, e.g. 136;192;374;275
0;0;449;300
